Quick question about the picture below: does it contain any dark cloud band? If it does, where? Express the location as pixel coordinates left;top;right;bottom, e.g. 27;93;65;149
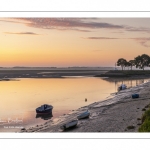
4;32;39;35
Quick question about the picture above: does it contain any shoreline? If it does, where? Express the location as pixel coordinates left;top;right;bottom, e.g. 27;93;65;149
2;69;150;80
20;80;150;133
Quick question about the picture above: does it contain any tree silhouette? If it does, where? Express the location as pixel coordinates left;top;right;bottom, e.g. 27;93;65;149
128;60;135;70
125;61;131;70
135;54;150;70
117;58;127;70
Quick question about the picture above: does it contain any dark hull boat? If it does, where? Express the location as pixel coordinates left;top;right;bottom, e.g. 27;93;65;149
132;94;139;99
36;104;53;114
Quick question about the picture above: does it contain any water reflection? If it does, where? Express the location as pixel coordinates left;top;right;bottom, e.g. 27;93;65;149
36;112;53;120
101;77;149;91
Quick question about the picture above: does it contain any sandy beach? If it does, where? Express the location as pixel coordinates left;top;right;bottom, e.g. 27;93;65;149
20;80;150;133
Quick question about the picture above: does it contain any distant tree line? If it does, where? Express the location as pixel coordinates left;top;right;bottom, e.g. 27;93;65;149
117;54;150;70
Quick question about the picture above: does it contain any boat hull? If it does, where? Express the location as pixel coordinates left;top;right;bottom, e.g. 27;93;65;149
77;112;90;119
132;94;139;99
36;109;52;114
60;120;78;130
36;104;53;114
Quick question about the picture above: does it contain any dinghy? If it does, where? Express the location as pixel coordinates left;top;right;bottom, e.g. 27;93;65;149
60;120;78;130
36;104;53;114
132;94;139;99
77;110;90;119
118;84;127;91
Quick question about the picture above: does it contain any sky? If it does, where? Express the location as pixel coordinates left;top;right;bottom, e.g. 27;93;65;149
1;18;150;67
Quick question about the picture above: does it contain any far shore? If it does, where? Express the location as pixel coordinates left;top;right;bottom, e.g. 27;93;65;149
1;69;150;80
95;70;150;78
20;79;150;132
0;69;107;79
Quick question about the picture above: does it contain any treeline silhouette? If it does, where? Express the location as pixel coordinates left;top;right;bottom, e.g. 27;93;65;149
117;54;150;70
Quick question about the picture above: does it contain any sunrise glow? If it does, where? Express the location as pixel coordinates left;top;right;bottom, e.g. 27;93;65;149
0;18;150;67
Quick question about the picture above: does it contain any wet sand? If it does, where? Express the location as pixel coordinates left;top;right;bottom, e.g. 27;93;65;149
20;80;150;133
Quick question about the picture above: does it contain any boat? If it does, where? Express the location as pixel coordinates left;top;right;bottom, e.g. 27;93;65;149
0;78;10;81
132;94;139;99
36;104;53;114
36;112;53;120
118;84;127;91
77;110;90;119
60;120;78;130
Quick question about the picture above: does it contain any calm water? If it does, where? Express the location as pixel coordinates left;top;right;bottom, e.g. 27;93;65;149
0;77;149;132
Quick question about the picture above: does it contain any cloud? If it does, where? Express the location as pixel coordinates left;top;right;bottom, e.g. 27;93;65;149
13;18;150;34
4;18;124;32
126;26;150;33
85;36;150;48
85;37;120;40
4;32;40;35
71;28;91;32
0;19;25;24
2;18;150;34
55;27;91;32
129;37;150;47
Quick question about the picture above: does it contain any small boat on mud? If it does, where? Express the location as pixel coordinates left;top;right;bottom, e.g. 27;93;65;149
132;94;139;99
77;110;90;119
36;104;53;114
60;120;78;130
118;84;127;91
0;78;11;81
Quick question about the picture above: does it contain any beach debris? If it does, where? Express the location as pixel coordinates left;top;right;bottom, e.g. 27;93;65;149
85;98;87;102
21;128;26;131
127;125;135;130
142;108;146;111
137;123;142;125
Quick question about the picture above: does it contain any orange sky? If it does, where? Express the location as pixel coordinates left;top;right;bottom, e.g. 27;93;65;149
0;18;150;67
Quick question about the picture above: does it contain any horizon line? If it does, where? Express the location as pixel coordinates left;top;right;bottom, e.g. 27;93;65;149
0;66;115;68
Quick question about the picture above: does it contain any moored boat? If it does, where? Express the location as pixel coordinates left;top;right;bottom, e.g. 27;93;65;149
132;93;139;99
77;110;90;119
60;120;78;130
36;104;53;114
118;84;127;91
